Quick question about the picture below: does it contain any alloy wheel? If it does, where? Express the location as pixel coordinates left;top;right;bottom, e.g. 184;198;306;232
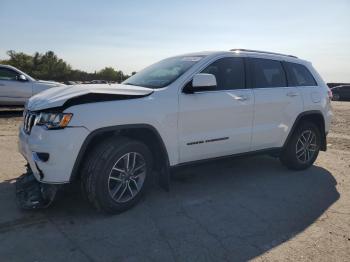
108;152;146;203
295;130;318;164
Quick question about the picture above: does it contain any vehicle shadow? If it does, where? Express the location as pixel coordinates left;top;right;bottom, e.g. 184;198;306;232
0;155;339;261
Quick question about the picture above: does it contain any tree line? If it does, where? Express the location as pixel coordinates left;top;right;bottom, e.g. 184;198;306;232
0;50;135;83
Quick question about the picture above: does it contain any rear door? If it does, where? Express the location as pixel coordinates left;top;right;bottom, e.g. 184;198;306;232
0;67;32;104
178;57;254;163
247;58;303;150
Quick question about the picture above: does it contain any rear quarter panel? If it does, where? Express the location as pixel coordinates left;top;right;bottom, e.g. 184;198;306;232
298;63;332;133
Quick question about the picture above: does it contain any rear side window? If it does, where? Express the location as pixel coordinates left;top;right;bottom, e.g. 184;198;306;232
201;57;245;90
285;62;317;86
248;58;287;88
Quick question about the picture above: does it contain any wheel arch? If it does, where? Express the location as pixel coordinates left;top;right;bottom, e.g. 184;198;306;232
70;124;171;190
283;110;327;151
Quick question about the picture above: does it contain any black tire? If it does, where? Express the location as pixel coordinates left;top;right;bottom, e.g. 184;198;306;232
81;136;153;214
280;122;321;170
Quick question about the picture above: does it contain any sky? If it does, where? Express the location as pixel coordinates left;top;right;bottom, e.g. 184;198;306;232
1;0;349;82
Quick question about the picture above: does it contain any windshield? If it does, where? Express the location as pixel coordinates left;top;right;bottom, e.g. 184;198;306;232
123;56;204;88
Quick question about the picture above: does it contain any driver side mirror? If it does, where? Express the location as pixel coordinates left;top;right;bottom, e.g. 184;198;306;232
17;74;27;82
184;73;217;94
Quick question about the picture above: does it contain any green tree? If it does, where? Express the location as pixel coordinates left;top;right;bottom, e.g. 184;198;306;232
98;67;118;81
98;67;129;82
0;50;130;82
35;51;71;81
3;50;33;75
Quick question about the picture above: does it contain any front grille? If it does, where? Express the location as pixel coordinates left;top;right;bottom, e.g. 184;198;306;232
23;111;38;134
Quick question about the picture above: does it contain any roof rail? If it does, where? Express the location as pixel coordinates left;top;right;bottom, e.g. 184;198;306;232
230;49;298;59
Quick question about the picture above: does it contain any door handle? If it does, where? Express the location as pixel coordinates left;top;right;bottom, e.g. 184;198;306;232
286;92;298;97
234;95;249;101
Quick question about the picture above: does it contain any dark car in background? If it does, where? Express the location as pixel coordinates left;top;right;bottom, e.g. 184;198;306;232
91;80;108;84
331;85;350;101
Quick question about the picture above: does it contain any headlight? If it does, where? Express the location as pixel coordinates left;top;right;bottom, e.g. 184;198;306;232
36;112;73;129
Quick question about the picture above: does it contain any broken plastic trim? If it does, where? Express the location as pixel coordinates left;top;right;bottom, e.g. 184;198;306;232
16;164;60;209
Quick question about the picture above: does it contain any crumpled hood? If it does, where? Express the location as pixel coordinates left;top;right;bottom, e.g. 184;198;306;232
27;84;154;111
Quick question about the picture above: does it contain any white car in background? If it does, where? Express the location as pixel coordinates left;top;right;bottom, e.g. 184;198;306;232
0;64;64;106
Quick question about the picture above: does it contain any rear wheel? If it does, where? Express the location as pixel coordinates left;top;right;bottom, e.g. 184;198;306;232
81;137;153;213
280;122;321;170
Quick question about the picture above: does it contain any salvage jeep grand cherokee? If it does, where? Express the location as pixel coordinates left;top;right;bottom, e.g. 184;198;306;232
17;49;333;213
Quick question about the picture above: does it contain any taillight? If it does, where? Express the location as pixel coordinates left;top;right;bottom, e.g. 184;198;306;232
327;88;333;100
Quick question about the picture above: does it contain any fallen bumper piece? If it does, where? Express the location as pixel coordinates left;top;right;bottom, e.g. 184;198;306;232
16;165;60;209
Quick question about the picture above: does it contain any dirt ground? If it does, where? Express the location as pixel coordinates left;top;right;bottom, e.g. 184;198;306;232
0;102;349;262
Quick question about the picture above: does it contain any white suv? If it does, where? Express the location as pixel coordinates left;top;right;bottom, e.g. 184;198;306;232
17;49;333;213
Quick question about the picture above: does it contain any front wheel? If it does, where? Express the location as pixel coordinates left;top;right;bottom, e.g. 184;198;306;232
280;122;321;170
81;137;153;213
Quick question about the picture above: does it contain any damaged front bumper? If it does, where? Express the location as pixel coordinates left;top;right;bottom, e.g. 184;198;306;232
18;124;89;183
16;164;60;209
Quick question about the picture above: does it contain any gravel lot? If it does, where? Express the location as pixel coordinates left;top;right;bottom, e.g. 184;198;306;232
0;102;349;262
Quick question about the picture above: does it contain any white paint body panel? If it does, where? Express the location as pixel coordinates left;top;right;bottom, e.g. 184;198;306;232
297;63;333;134
179;89;254;162
251;86;303;150
17;51;332;184
18;124;89;183
27;83;153;111
68;88;179;167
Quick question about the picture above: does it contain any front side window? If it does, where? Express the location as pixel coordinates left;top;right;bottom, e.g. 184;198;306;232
0;68;19;81
249;58;287;88
201;57;245;90
285;62;317;86
123;56;204;89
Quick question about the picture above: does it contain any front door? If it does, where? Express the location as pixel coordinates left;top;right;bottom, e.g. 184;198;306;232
178;57;254;163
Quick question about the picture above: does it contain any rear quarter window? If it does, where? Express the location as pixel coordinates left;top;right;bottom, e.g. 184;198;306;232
285;62;317;86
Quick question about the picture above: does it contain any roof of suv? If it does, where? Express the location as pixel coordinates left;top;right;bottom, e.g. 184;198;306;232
180;49;307;64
